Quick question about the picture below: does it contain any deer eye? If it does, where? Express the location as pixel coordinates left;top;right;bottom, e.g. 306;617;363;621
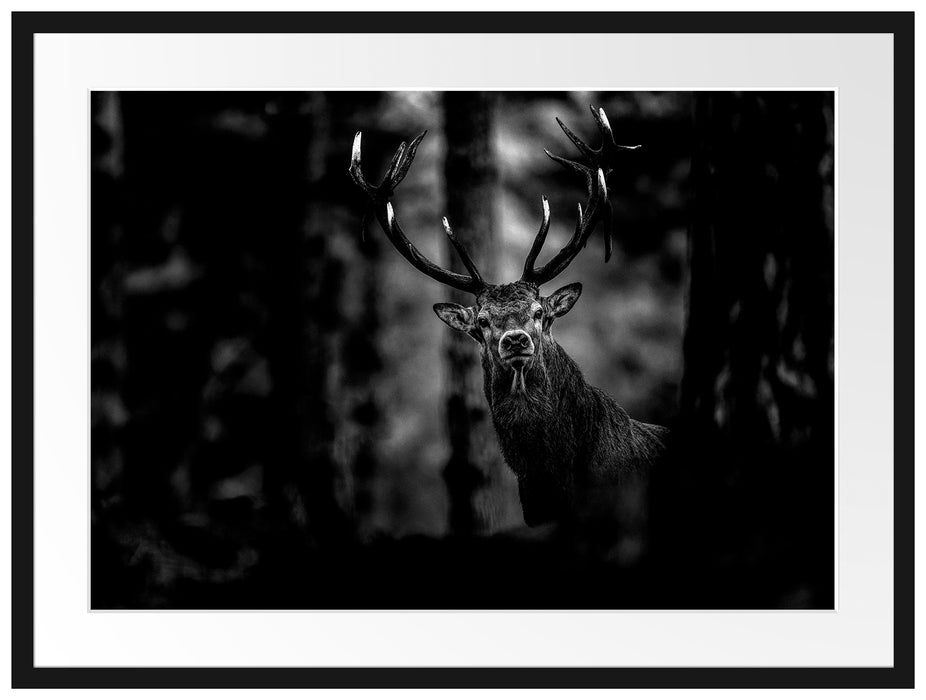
533;309;543;320
478;317;490;329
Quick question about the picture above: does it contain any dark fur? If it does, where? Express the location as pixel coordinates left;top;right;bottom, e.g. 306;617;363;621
437;281;669;526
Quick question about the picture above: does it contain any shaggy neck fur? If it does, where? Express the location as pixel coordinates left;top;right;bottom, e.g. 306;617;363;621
481;333;599;522
478;328;669;526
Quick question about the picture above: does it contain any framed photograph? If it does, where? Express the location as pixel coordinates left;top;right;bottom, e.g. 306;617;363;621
11;10;913;689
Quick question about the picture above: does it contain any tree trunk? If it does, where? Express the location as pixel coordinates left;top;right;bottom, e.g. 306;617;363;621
262;93;352;547
441;92;520;534
682;92;834;443
652;92;835;608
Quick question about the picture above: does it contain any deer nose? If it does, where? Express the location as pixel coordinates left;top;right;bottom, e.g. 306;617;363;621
499;330;534;356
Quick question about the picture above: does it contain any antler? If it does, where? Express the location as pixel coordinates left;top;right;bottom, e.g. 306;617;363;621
348;131;486;294
521;105;640;286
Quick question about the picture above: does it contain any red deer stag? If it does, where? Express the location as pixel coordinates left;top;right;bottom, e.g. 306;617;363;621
349;106;669;526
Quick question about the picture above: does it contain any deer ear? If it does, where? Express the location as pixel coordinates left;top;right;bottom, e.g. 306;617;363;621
433;303;477;336
545;282;582;320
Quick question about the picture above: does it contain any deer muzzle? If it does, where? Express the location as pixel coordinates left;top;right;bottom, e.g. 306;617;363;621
499;330;535;368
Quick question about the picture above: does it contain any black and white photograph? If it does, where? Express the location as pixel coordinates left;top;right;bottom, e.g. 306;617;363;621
90;89;835;610
13;7;915;689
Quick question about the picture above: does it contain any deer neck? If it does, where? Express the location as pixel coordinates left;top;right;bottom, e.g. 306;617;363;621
482;338;589;464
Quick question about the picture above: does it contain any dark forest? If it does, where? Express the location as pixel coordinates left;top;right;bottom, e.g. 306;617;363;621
91;91;834;609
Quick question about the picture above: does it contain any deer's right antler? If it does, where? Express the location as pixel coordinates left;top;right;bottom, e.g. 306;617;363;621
521;105;640;286
349;131;486;295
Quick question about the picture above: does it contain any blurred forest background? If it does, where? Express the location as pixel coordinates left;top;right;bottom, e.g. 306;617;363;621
91;91;834;609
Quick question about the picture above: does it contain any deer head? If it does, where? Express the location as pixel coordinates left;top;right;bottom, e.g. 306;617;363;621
348;105;639;394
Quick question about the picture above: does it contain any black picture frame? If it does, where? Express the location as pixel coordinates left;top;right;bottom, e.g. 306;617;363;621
11;10;914;689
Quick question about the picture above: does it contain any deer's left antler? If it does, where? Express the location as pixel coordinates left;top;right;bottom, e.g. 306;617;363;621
522;105;640;286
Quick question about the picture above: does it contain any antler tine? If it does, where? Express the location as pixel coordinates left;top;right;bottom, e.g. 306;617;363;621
590;104;642;160
601;198;614;262
349;130;486;294
349;132;375;197
382;141;407;187
543;148;594;187
524;106;637;285
525;171;608;283
555;117;596;161
442;216;484;286
380;203;485;293
392;130;427;187
522;196;551;280
526;202;587;283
